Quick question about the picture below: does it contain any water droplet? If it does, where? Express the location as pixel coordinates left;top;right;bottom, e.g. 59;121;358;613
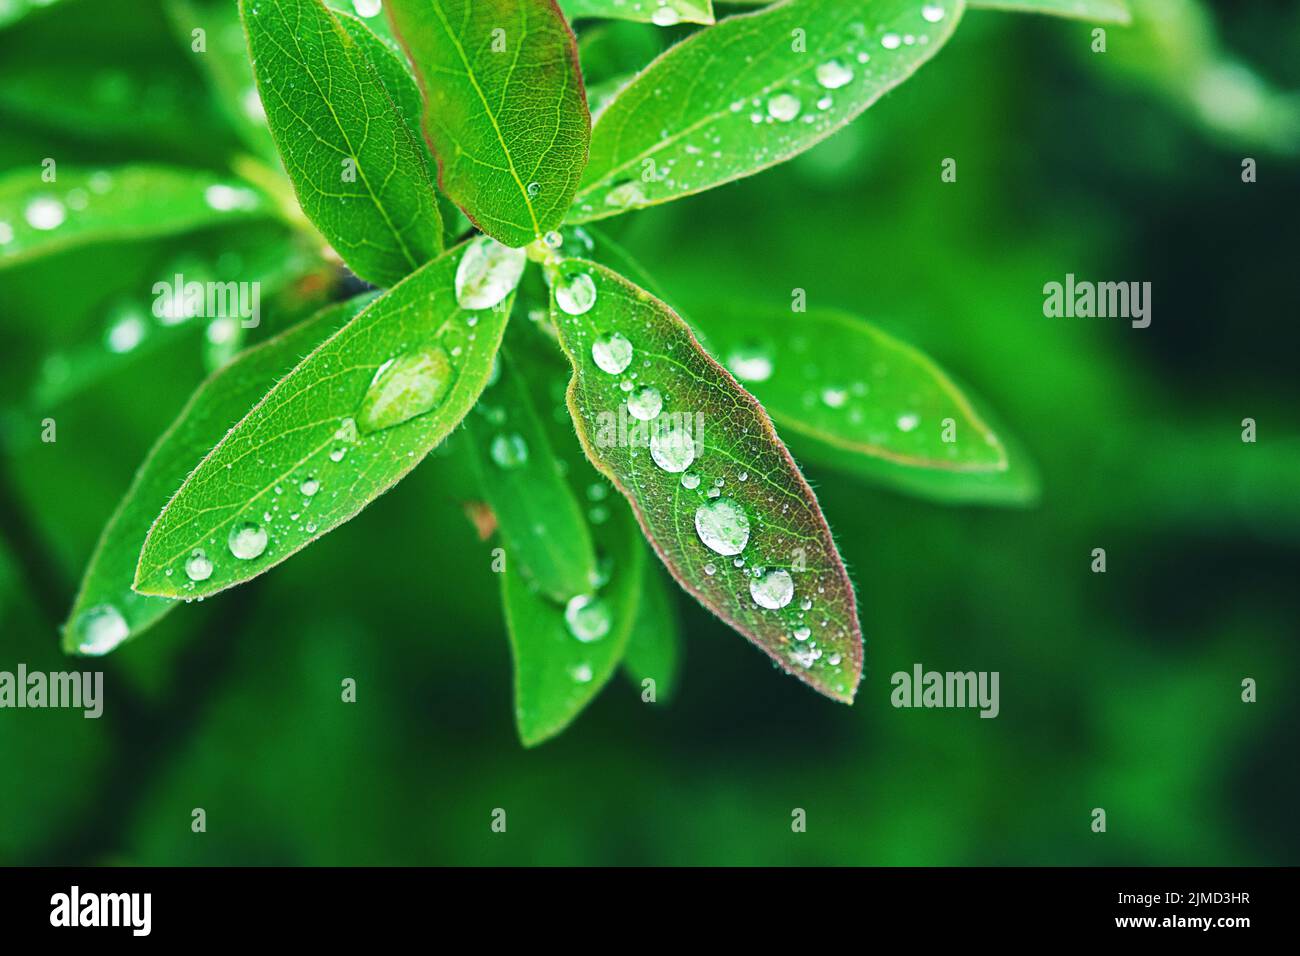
24;197;65;231
543;230;563;249
650;420;696;473
896;413;919;432
565;594;611;642
185;549;214;582
766;92;801;122
626;385;663;421
228;521;268;560
793;626;812;641
105;307;146;353
591;332;633;375
651;6;680;27
329;447;347;462
358;346;454;433
726;345;773;383
881;33;902;50
203;184;258;212
681;472;701;490
0;222;12;244
526;181;541;198
555;271;597;316
750;569;794;609
570;663;594;683
922;3;946;23
300;476;320;497
604;180;646;209
74;604;129;655
454;236;526;310
353;0;383;17
490;433;528;468
821;387;847;408
695;497;750;556
815;59;854;90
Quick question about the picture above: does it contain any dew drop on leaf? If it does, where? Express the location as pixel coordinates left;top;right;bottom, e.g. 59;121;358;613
24;197;65;231
454;236;526;310
651;6;680;27
766;92;801;122
650;420;696;473
555;271;597;316
185;549;214;582
626;385;663;421
299;476;320;497
353;0;383;18
726;344;773;383
564;594;611;642
74;604;128;655
815;60;854;90
591;332;633;375
694;497;751;556
750;568;794;609
881;33;902;50
490;433;529;468
922;3;946;23
228;521;268;560
681;472;701;490
357;346;455;434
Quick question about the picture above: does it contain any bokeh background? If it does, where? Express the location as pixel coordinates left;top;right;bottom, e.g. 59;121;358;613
2;0;1297;865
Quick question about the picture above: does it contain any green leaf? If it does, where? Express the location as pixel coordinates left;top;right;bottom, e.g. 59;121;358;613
569;0;964;222
133;241;510;599
559;0;715;25
503;490;645;747
165;0;278;160
623;563;681;701
386;0;591;247
464;334;599;603
241;0;442;286
62;294;374;656
0;165;270;271
968;0;1130;24
333;9;424;138
0;0;70;30
548;258;863;702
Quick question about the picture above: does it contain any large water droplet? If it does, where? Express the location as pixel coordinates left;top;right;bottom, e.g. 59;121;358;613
626;385;662;421
695;497;750;556
358;346;454;433
726;344;773;383
650;6;680;27
455;236;526;310
74;604;129;655
767;92;802;122
490;432;528;468
650;420;697;473
815;60;854;90
185;549;214;582
565;594;611;642
24;197;65;231
750;568;794;609
228;521;268;560
591;332;633;375
353;0;383;17
555;271;597;315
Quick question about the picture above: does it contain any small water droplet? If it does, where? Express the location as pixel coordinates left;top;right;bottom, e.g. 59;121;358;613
185;549;214;582
570;663;594;683
74;604;129;655
793;626;812;641
203;184;258;212
626;385;663;421
353;0;383;18
681;472;700;490
750;568;794;609
821;387;847;408
454;235;526;310
815;59;854;90
922;3;946;23
555;271;597;316
695;497;750;556
300;476;320;497
24;197;65;231
766;92;801;122
358;346;454;433
591;332;633;375
490;433;529;468
651;6;680;27
565;594;611;642
526;181;541;198
650;420;696;473
896;413;919;432
881;33;902;50
228;521;268;560
726;344;773;383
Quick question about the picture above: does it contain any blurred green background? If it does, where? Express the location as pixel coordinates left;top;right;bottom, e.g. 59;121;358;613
1;0;1297;865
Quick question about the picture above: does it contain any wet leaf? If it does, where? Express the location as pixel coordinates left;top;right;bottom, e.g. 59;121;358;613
548;258;863;702
465;333;599;604
559;0;714;26
63;295;374;656
968;0;1130;24
134;242;509;599
386;0;590;247
503;491;645;747
0;165;269;271
241;0;442;286
569;0;963;223
623;564;681;701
